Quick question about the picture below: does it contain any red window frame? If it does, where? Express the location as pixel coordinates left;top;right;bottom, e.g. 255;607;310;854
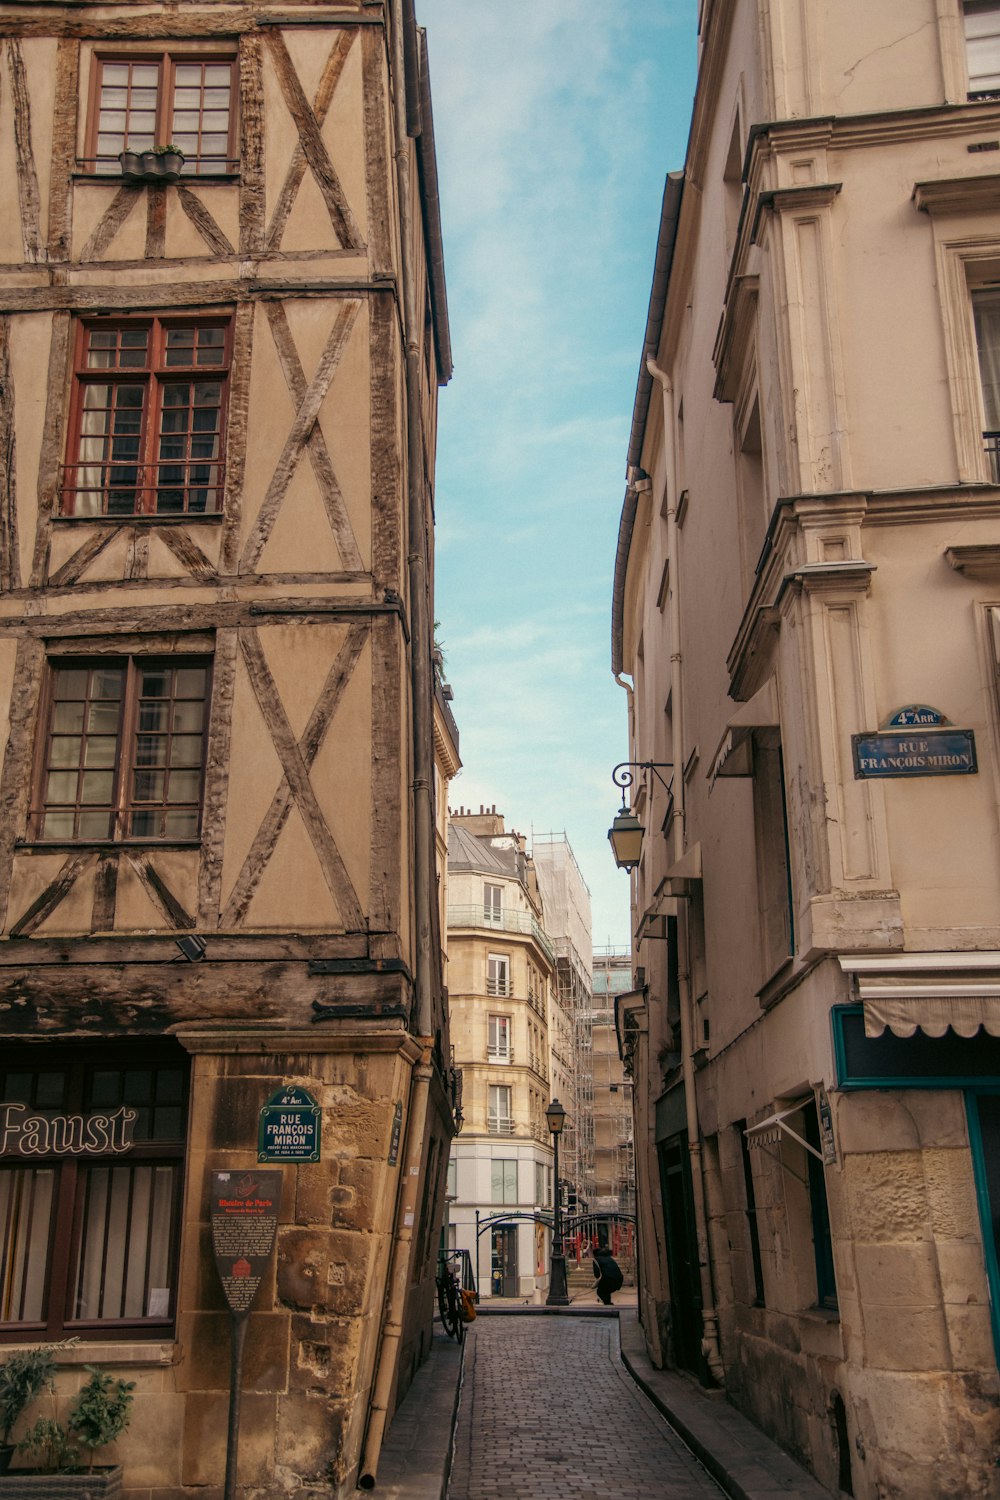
86;51;238;175
62;315;231;519
0;1044;188;1343
29;655;212;845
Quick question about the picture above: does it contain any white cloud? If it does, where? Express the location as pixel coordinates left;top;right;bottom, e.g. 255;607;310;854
420;0;695;943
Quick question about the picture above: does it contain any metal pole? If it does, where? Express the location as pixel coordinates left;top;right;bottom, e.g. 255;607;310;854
546;1131;569;1305
224;1312;249;1500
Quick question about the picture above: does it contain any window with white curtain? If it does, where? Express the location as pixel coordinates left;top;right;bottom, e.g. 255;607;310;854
487;953;510;997
973;290;1000;478
487;1084;513;1135
965;2;1000;96
487;1014;511;1062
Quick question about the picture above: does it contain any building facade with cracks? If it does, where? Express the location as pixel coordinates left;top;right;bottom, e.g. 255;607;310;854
613;2;1000;1495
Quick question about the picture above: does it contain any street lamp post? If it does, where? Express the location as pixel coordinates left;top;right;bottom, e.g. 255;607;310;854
545;1098;569;1307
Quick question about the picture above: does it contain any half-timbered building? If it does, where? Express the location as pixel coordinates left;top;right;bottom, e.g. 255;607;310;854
0;0;454;1494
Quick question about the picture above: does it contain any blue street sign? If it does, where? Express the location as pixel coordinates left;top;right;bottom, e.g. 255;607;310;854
852;728;977;779
257;1085;321;1162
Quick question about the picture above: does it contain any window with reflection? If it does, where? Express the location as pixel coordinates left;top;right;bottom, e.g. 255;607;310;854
63;317;230;518
31;656;211;843
0;1047;188;1341
87;53;236;173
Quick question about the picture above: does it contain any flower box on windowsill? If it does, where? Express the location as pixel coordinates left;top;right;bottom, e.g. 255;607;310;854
118;149;184;185
0;1466;123;1499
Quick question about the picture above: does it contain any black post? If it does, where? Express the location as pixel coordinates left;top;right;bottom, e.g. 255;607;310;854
224;1311;249;1500
546;1130;569;1305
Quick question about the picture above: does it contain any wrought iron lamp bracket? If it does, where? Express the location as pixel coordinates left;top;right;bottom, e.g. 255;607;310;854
611;761;674;804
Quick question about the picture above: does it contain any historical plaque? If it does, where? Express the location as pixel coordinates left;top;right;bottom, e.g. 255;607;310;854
210;1169;282;1314
257;1085;321;1163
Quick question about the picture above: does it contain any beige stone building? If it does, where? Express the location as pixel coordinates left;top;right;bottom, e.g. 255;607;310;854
590;949;634;1220
612;2;1000;1495
445;809;557;1299
0;2;457;1495
533;832;594;1212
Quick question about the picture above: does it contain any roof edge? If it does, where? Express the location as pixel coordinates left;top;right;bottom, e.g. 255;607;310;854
611;171;684;676
416;28;453;385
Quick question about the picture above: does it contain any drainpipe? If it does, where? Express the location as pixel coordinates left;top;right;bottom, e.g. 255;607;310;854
646;356;724;1385
393;0;436;1043
358;1044;432;1488
358;0;437;1482
613;671;635;743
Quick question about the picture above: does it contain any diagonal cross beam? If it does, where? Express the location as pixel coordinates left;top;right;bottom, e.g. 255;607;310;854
264;300;363;570
10;851;94;937
265;29;363;251
239;298;361;572
222;622;366;926
124;851;196;929
232;627;365;930
265;30;353;254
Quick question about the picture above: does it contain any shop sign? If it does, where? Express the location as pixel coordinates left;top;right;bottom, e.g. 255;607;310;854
852;726;977;779
388;1100;402;1165
816;1087;837;1165
0;1101;136;1157
257;1085;320;1163
210;1169;282;1315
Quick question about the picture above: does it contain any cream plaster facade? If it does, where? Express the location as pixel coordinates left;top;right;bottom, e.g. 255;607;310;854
446;810;557;1300
613;2;1000;1496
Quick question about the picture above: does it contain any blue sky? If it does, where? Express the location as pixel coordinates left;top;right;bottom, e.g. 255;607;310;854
420;1;697;949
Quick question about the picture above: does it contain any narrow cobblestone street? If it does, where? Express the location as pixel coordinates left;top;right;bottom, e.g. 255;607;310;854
448;1318;727;1499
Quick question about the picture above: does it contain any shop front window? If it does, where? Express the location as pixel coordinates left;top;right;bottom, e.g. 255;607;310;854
0;1046;188;1340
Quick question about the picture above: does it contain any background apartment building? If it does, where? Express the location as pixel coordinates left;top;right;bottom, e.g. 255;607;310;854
591;949;634;1221
613;2;1000;1496
0;2;455;1495
446;808;558;1299
533;832;594;1213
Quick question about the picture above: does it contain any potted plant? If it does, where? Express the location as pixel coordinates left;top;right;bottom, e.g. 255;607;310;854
138;144;185;183
0;1347;57;1473
0;1361;134;1498
117;149;145;182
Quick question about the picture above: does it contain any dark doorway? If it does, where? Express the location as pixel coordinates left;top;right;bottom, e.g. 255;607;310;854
657;1131;702;1374
490;1225;517;1297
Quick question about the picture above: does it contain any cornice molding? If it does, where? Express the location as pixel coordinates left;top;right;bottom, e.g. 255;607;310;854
945;542;1000;576
751;182;842;244
914;173;1000;215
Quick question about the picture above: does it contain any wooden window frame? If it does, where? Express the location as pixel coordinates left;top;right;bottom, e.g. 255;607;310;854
0;1044;188;1343
29;653;212;846
62;313;232;520
84;50;238;175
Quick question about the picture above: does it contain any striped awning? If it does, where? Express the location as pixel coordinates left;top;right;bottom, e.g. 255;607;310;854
839;954;1000;1037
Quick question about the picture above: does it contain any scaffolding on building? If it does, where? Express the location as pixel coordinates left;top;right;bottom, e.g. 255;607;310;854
531;832;595;1210
591;947;636;1217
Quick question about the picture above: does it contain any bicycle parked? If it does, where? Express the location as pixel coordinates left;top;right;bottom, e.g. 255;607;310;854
435;1250;471;1342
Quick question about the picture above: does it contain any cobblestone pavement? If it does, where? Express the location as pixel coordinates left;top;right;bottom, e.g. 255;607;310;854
448;1317;727;1499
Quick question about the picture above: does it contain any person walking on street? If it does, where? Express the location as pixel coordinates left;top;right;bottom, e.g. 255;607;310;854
592;1242;623;1306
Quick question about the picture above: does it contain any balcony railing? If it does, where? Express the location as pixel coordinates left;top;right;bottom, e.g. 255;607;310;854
447;904;555;962
488;1117;515;1135
486;977;511;998
487;1045;513;1063
986;432;1000;483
